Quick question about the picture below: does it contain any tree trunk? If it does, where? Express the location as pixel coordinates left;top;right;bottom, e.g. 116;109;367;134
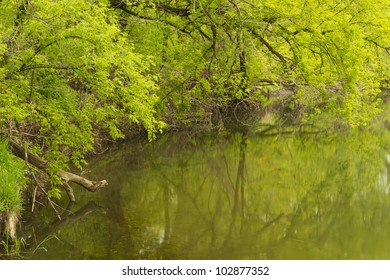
9;140;107;201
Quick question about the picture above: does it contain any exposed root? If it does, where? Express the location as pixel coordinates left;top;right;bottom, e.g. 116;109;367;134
6;212;18;240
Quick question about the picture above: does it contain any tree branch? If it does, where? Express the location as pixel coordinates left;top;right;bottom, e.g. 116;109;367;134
20;64;77;72
9;140;107;201
249;29;288;64
109;0;193;37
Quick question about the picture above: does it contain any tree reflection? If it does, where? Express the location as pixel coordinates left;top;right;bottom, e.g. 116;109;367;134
23;200;106;259
130;128;390;259
22;126;390;259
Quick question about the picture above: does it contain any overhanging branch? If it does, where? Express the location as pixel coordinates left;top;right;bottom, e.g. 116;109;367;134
109;0;193;37
249;29;288;64
9;140;107;202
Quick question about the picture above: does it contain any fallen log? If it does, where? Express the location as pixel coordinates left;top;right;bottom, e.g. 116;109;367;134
9;140;107;202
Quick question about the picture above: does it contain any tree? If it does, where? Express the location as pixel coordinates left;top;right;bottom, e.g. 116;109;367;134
110;0;390;126
0;0;164;194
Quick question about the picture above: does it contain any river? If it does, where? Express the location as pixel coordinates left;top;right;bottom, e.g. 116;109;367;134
21;122;390;259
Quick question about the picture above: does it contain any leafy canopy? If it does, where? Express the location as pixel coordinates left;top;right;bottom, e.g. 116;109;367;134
0;0;164;175
116;0;390;126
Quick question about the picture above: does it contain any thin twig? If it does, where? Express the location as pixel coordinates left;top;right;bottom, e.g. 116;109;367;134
31;173;62;220
31;184;38;213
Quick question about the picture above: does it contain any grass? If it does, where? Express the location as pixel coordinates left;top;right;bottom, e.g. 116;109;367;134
0;138;27;237
0;139;26;214
0;138;28;257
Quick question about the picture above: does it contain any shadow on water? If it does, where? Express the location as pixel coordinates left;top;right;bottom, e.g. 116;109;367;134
20;122;390;259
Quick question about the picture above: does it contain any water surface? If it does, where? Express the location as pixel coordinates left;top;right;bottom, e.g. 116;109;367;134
23;125;390;259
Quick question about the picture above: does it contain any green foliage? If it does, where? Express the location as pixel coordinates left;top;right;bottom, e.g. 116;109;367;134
1;0;390;133
47;187;62;200
1;235;27;259
0;139;26;214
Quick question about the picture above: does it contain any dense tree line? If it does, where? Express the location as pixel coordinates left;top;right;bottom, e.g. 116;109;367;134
113;0;390;126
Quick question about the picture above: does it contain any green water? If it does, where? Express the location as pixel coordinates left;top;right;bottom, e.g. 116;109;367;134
22;124;390;259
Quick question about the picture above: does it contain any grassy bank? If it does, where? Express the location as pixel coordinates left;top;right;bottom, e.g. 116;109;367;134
0;139;27;240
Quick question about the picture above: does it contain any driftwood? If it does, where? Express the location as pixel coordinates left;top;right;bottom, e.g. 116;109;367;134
9;140;107;202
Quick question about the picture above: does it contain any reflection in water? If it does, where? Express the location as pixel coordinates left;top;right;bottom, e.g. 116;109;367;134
23;125;390;259
23;201;106;259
